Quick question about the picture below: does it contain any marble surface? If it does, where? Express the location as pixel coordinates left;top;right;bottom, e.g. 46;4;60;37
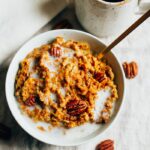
0;0;67;67
0;4;150;150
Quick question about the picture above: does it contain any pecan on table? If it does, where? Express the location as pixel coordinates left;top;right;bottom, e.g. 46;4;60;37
96;139;114;150
123;61;138;79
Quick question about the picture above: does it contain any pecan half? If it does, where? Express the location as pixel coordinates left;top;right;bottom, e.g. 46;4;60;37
49;46;62;57
123;61;138;79
25;95;36;106
96;139;114;150
66;99;87;116
94;72;106;82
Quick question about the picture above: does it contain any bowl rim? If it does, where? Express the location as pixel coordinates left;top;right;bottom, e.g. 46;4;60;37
5;29;125;146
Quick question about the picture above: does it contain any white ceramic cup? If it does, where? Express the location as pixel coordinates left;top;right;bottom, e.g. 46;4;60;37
75;0;136;37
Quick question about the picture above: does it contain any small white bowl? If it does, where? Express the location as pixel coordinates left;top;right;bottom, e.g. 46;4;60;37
5;29;125;146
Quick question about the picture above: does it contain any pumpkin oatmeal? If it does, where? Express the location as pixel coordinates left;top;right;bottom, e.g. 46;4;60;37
15;37;118;129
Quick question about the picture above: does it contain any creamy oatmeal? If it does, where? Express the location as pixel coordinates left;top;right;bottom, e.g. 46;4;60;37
15;37;118;129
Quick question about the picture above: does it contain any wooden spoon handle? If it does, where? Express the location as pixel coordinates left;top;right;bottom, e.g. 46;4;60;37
97;9;150;60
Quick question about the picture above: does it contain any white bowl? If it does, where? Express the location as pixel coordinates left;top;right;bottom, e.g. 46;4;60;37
5;29;125;146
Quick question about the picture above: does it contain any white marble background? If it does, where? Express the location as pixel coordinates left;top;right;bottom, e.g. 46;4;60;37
0;1;150;150
0;0;66;67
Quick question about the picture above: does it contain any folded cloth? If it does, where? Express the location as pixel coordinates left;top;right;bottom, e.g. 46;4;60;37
0;0;67;68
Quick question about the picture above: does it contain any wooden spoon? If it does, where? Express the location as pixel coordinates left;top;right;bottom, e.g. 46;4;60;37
97;9;150;60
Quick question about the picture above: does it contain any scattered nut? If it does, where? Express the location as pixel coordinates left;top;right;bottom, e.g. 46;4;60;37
25;95;36;106
96;139;114;150
94;72;106;82
49;46;62;57
66;99;87;116
123;61;138;79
